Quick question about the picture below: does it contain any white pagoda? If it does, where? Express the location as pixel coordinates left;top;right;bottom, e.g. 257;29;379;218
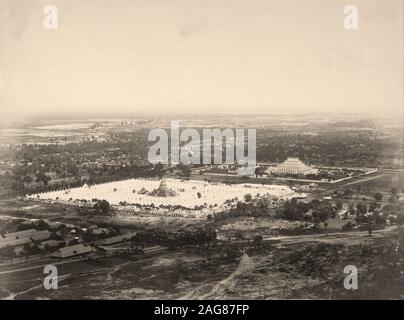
266;157;318;176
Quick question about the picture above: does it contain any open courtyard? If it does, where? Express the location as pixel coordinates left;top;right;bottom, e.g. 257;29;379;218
27;178;298;212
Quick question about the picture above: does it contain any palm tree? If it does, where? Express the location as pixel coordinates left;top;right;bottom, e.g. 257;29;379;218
253;235;263;248
2;246;15;264
39;247;47;260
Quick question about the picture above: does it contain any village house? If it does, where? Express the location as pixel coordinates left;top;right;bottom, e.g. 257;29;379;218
91;228;112;236
38;240;65;251
0;229;51;249
96;232;137;246
51;243;92;259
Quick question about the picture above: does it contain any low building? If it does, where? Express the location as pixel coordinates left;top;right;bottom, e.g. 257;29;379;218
46;221;63;231
2;229;38;240
0;230;51;249
1;237;32;249
91;228;111;236
30;230;51;242
266;157;318;176
38;240;65;250
97;232;137;246
237;166;256;177
336;210;349;219
51;244;92;259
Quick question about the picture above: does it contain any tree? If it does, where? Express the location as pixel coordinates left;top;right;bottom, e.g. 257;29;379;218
17;222;33;231
22;175;33;184
389;194;399;203
1;246;16;263
356;203;367;216
67;163;79;176
368;224;373;236
35;172;50;185
373;193;383;202
244;194;252;202
317;207;331;222
369;202;378;213
235;231;244;240
180;166;191;178
253;235;263;248
154;162;164;178
82;231;95;242
93;200;111;214
341;221;354;232
388;188;399;203
35;220;49;231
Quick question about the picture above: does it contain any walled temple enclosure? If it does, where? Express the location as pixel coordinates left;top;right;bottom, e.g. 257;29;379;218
28;178;298;212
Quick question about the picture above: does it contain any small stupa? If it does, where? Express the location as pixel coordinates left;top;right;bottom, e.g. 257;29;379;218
157;179;169;197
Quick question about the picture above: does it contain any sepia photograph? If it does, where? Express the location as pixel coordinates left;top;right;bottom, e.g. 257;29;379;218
0;0;403;305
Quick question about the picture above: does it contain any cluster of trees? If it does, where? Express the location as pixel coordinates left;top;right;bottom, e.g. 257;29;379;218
92;199;111;214
82;227;120;242
279;198;333;222
256;128;401;167
128;228;216;248
0;246;17;262
168;229;217;248
116;201;209;211
213;197;284;221
0;219;53;235
0;132;155;197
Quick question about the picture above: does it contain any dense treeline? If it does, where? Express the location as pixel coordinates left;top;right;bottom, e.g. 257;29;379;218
256;129;401;167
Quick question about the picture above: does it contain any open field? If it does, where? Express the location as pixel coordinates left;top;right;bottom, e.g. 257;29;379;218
211;216;354;241
1;226;403;300
323;171;404;193
0;250;239;300
345;171;404;193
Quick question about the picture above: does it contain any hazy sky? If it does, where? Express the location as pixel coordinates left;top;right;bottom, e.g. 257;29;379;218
0;0;403;120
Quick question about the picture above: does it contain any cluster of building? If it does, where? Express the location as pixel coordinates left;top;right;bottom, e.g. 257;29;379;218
0;218;168;263
0;221;141;261
0;229;51;249
0;227;91;259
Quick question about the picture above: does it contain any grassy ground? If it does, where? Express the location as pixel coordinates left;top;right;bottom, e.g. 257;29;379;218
208;215;355;241
1;226;402;300
0;250;239;300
